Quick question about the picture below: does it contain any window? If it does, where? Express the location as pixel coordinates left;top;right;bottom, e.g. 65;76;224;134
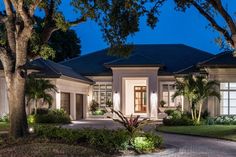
92;83;112;106
220;83;236;115
134;86;147;113
161;82;182;107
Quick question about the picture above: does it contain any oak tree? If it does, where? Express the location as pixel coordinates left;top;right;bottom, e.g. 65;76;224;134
0;0;163;138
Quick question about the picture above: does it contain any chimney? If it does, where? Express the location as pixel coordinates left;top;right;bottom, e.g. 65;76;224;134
233;34;236;57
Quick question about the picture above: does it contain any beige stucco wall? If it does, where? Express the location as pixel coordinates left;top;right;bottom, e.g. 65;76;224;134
111;67;159;119
206;68;236;116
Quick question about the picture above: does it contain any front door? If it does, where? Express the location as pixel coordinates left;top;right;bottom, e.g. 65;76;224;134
76;94;83;120
134;86;147;113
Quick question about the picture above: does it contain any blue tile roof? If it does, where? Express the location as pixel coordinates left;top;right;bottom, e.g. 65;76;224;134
61;44;213;76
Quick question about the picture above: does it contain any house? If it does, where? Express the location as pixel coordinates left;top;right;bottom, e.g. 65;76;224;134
0;44;235;120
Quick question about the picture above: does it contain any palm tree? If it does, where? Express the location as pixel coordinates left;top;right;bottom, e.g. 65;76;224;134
25;76;57;114
172;75;197;120
194;76;220;123
173;75;220;123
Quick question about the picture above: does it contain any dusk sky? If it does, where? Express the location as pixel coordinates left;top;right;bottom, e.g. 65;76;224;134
59;0;236;55
1;1;235;55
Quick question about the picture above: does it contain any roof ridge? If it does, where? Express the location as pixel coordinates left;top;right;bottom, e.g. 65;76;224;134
198;51;231;66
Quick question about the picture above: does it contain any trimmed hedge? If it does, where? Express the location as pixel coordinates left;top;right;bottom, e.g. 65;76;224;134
35;125;162;154
28;109;71;124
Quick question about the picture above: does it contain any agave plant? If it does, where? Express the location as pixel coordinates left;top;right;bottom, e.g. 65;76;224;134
108;109;152;136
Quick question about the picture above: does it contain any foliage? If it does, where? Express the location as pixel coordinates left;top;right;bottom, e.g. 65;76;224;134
108;109;152;136
160;100;166;107
163;111;194;126
35;125;162;154
27;115;36;125
72;0;165;56
214;116;236;125
25;76;57;114
173;75;220;123
132;132;162;152
0;114;9;123
173;0;236;50
92;109;106;116
89;100;99;113
33;109;71;124
106;99;113;107
49;29;81;62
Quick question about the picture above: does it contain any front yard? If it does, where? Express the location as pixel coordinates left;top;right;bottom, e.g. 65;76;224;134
157;125;236;141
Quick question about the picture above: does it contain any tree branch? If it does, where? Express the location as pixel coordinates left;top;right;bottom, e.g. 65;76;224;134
3;0;16;53
192;1;234;47
29;0;42;17
209;0;236;35
68;16;87;27
0;13;7;23
0;46;14;73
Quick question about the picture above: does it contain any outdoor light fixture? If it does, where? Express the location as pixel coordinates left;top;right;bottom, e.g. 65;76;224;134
29;127;34;133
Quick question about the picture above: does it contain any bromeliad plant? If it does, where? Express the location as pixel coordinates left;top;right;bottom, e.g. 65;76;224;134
108;109;153;136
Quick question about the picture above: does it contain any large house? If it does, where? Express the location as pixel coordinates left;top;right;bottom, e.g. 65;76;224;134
0;44;235;120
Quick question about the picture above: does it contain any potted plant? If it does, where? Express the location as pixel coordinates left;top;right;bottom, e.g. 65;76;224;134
159;100;166;113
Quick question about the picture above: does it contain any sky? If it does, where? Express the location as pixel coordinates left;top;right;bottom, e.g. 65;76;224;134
1;1;236;55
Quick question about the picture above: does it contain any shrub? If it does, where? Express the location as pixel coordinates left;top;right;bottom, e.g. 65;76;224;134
164;109;174;116
132;132;162;152
32;108;49;115
35;125;163;154
92;109;106;115
90;100;99;112
214;115;236;125
0;114;9;122
163;114;193;126
108;109;152;137
169;110;182;119
34;109;71;124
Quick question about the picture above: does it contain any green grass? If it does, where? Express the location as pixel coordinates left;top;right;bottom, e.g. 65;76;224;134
0;122;9;132
157;125;236;141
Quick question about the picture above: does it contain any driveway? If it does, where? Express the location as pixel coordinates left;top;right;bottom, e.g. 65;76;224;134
64;120;236;157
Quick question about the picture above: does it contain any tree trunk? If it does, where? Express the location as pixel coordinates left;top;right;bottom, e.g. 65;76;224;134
197;101;203;123
34;99;38;115
6;74;28;138
233;34;236;57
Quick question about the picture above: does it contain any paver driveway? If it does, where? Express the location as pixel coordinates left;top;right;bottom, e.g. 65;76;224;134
64;120;236;157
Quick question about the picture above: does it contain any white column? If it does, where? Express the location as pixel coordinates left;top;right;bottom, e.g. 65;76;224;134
149;73;158;119
70;93;76;120
55;91;61;109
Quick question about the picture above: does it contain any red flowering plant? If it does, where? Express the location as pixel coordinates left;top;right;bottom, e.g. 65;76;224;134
108;109;153;137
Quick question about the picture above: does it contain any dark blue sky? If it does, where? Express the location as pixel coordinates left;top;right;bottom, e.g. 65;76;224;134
1;1;235;55
61;0;235;55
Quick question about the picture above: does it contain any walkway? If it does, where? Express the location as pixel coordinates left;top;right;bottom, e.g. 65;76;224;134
64;120;236;157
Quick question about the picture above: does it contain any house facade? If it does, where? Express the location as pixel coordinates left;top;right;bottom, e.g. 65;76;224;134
0;44;235;120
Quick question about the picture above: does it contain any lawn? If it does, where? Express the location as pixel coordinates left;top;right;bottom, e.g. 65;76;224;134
157;125;236;141
0;122;9;132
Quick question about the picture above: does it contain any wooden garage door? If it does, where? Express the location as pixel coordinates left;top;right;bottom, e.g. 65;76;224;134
61;92;70;115
76;94;83;120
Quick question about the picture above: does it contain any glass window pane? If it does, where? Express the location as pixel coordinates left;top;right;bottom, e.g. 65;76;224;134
220;83;228;90
230;107;236;114
100;85;106;90
230;83;236;90
221;91;228;99
163;85;168;91
93;85;99;90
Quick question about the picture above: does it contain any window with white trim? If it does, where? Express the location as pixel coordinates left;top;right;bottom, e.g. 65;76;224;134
92;83;112;106
220;83;236;115
160;82;182;107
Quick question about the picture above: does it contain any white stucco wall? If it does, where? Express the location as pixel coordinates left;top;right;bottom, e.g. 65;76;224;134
206;68;236;116
112;67;159;119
